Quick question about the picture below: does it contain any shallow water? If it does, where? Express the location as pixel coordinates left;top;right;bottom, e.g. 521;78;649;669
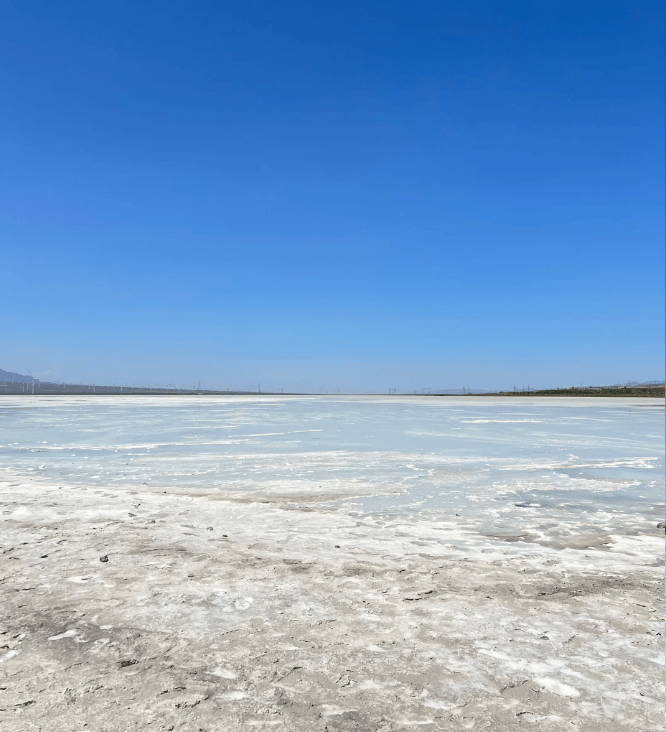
1;395;663;549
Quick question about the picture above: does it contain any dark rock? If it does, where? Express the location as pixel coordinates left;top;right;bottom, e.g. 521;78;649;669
99;555;109;563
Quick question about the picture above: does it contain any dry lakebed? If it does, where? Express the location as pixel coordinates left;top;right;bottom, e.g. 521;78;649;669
0;395;664;731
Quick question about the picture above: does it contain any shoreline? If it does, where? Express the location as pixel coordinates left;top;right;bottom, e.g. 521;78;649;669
2;389;664;399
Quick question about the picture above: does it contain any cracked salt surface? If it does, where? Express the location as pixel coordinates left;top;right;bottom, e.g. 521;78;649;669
0;395;663;730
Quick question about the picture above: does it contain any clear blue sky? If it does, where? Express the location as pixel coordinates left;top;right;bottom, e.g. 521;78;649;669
2;1;663;392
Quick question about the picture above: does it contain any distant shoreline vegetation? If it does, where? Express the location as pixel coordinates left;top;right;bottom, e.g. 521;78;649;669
469;385;665;398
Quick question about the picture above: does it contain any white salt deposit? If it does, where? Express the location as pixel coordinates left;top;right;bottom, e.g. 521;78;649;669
0;395;663;730
1;395;662;556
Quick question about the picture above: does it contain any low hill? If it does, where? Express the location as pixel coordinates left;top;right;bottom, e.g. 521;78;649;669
0;368;33;383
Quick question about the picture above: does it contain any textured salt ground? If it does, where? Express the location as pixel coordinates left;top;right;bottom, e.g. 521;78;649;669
1;480;664;732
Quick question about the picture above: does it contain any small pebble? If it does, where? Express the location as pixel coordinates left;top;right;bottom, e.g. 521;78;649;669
206;527;213;531
100;555;109;563
335;545;340;548
128;512;136;517
40;554;48;559
657;522;665;529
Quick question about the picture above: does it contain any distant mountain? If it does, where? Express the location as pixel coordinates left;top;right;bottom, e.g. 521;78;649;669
0;368;34;383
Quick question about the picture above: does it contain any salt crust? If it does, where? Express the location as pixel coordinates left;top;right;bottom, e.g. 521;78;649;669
0;396;663;730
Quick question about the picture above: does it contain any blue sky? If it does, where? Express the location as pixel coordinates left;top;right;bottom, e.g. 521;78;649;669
2;1;663;391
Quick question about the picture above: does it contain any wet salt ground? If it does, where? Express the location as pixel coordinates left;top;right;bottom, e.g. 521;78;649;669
1;395;663;550
1;397;664;528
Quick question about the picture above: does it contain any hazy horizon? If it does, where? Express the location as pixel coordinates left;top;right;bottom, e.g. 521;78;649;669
1;365;663;396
